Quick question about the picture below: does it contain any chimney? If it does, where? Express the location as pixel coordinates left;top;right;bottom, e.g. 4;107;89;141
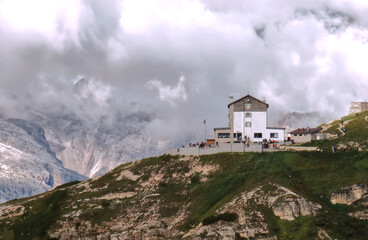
263;97;266;103
229;96;234;103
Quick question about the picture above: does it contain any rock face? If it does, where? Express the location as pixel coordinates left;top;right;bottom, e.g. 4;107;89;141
30;112;198;177
272;196;321;221
0;110;199;203
349;210;368;220
330;184;368;205
0;117;86;203
179;183;321;240
330;184;368;221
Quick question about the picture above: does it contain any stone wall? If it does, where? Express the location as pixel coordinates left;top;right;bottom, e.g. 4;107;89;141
166;143;263;155
289;133;313;143
349;102;368;115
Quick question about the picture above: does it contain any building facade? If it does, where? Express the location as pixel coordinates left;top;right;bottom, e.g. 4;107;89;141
288;128;323;143
214;95;285;143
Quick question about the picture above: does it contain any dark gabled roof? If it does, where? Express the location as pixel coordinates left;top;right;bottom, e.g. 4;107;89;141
228;94;269;108
289;128;322;135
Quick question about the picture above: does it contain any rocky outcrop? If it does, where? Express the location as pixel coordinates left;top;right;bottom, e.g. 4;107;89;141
0;205;24;220
183;183;321;239
330;184;368;205
272;196;321;220
349;210;368;220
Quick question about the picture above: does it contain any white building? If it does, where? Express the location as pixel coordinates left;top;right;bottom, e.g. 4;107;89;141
214;95;285;143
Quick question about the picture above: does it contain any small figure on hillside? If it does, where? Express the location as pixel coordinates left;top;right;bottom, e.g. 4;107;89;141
343;128;346;133
356;113;359;118
332;146;336;153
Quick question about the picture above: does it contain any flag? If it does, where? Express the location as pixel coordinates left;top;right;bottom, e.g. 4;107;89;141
203;119;206;124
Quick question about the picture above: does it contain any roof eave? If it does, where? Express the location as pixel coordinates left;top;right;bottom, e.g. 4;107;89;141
227;94;269;108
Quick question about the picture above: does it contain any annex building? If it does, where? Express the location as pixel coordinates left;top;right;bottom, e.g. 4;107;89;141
214;95;285;143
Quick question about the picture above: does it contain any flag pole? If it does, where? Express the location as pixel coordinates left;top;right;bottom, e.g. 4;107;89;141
204;119;207;140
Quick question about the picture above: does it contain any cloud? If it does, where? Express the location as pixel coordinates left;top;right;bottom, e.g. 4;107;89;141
1;0;368;139
147;75;188;105
0;0;84;49
119;0;215;34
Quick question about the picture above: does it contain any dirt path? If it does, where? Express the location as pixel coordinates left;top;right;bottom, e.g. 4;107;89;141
320;120;336;132
337;119;354;136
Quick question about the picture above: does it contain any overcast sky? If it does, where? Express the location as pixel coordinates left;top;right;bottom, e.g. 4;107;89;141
0;0;367;138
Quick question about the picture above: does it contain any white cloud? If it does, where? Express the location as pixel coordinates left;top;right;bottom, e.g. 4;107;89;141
74;78;113;107
0;0;83;48
147;76;188;105
119;0;215;34
1;0;368;134
290;52;300;65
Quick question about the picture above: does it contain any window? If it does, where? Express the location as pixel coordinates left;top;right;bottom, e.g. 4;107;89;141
218;133;230;138
299;134;302;136
245;122;252;128
254;133;262;138
294;134;297;136
270;133;278;138
246;103;252;109
245;112;252;118
234;133;242;140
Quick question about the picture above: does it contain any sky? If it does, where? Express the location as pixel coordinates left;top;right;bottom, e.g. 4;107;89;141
0;0;367;138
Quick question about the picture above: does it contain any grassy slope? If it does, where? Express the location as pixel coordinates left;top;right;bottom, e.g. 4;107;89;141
305;111;368;152
1;112;368;239
0;152;367;239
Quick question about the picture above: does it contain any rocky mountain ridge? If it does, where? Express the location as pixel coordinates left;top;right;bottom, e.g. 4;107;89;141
0;117;86;203
0;151;367;239
0;111;200;203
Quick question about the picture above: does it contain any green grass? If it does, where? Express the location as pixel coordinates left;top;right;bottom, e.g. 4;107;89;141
277;216;317;240
1;151;368;239
307;111;368;152
0;190;67;240
178;152;368;238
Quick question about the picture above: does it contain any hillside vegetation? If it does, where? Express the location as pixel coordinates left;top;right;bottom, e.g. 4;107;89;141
0;150;367;239
310;110;368;152
0;112;367;239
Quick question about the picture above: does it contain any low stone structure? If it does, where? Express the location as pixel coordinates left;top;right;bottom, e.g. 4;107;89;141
166;143;263;155
349;102;368;115
288;127;323;143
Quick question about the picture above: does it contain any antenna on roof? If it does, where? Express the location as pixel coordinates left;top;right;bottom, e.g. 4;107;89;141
247;81;250;95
